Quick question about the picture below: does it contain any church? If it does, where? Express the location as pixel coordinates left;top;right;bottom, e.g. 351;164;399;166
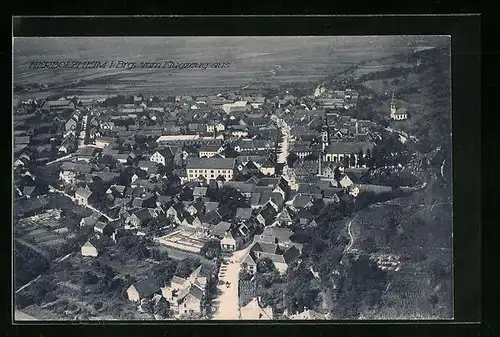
319;116;374;169
390;93;408;120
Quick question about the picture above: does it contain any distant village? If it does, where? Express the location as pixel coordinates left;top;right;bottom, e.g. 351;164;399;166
13;84;414;320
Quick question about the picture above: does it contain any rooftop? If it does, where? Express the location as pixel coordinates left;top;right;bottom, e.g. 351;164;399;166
186;157;236;170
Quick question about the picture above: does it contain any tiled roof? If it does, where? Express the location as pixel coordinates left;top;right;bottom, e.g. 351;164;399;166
186;157;236;170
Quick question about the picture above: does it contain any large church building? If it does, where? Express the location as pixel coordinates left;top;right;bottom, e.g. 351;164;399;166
322;141;374;167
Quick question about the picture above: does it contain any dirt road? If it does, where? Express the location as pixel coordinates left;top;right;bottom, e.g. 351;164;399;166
211;247;250;320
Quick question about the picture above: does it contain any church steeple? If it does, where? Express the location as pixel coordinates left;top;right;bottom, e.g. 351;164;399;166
321;115;330;151
390;92;397;118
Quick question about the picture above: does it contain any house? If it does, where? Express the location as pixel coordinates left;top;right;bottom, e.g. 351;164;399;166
65;118;78;131
222;101;250;114
291;193;314;210
185;157;236;182
192;187;208;199
198;145;221;158
13;158;25;169
94;136;115;149
197;211;221;234
273;208;293;227
166;202;186;225
22;186;36;199
81;237;106;257
229;125;250;139
220;231;239;251
80;214;100;228
339;174;354;188
253;243;300;274
138;161;158;172
259;157;276;176
150;148;174;166
206;122;225;133
210;221;232;239
58;136;77;154
240;298;273;320
235;207;253;223
59;162;92;184
349;185;360;197
127;277;162;303
161;265;207;317
242;251;258;274
75;187;93;206
296;209;315;228
94;221;115;237
288;309;327;320
186;201;205;216
204;202;219;213
255;203;279;227
125;208;154;229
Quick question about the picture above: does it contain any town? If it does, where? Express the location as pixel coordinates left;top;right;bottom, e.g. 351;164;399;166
14;40;453;321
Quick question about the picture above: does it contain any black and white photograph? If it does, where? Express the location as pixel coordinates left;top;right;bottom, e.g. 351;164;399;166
13;35;453;321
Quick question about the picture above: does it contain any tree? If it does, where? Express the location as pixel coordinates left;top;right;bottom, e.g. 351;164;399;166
357;149;365;167
287;153;299;167
117;234;150;259
350;154;356;167
256;257;276;274
239;267;253;281
175;258;201;279
336;254;387;318
343;155;350;168
82;271;98;285
355;191;377;211
429;260;448;283
150;248;170;261
359;237;377;253
384;217;399;244
334;166;342;181
154;299;171;318
284;265;321;313
200;239;221;260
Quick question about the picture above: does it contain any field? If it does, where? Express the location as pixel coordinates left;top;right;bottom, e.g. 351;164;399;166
13;36;449;97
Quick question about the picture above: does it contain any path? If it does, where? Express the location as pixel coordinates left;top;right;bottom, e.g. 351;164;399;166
344;215;358;253
276;118;290;164
16;275;41;294
211;247;250;320
46;153;74;165
49;186;117;221
440;159;447;182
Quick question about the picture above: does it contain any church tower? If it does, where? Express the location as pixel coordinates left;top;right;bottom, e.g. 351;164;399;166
390;92;397;119
321;116;330;151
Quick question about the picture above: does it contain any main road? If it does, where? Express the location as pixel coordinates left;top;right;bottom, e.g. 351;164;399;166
211;247;250;320
276;118;291;165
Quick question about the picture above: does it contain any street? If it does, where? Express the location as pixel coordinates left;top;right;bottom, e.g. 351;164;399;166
211;247;250;320
276;118;291;164
48;186;117;221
